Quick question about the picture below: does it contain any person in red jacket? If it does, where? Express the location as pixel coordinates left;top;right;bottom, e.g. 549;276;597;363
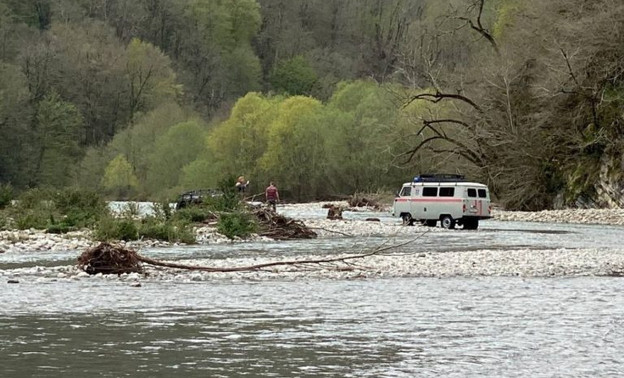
265;182;280;211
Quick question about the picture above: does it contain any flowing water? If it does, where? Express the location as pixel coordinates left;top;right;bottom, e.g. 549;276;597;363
2;206;624;377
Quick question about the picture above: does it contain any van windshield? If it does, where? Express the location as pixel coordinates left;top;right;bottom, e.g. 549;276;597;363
400;187;412;197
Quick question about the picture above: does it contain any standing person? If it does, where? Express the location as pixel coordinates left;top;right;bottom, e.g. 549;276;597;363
265;182;280;211
235;176;249;194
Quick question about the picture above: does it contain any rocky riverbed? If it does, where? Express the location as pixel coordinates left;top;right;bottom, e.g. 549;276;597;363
2;202;624;280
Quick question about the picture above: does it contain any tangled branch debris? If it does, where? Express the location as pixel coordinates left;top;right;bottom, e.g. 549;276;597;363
253;208;317;240
348;193;383;210
77;242;142;275
77;237;422;275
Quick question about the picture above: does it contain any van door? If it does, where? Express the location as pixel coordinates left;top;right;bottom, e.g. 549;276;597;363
464;187;488;217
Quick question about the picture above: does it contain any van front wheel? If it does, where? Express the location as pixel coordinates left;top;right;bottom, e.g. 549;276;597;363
440;215;456;229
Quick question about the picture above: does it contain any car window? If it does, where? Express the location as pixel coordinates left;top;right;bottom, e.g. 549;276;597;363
467;188;477;198
400;187;412;197
422;187;438;197
478;189;487;198
439;187;455;197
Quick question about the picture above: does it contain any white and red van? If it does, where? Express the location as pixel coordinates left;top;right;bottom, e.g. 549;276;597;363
392;174;492;229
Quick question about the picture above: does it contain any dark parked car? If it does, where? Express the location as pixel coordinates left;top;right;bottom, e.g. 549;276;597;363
175;189;222;209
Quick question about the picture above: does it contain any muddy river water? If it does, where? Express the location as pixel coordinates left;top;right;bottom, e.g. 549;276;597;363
2;206;624;377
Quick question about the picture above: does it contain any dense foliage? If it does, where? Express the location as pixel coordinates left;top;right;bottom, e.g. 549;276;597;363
1;0;623;209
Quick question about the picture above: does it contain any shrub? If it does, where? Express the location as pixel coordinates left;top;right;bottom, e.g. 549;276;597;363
138;217;195;244
53;189;106;228
0;184;13;209
94;216;139;241
0;212;11;230
173;206;216;223
151;200;172;220
8;188;106;231
217;212;257;239
213;175;241;212
121;202;141;218
17;188;54;210
15;210;49;230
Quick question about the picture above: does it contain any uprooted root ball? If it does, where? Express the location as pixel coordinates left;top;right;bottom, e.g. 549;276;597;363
77;242;143;275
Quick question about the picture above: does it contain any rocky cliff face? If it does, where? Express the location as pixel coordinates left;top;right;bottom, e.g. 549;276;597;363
595;152;624;208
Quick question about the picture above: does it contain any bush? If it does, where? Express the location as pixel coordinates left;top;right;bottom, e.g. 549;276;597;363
7;188;107;231
17;188;54;209
151;200;172;221
53;189;106;228
173;206;216;223
213;175;241;212
14;210;49;230
0;213;9;230
138;217;195;244
94;216;139;241
0;184;13;209
217;212;257;239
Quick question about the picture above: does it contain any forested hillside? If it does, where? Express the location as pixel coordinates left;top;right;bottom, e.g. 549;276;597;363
0;0;623;209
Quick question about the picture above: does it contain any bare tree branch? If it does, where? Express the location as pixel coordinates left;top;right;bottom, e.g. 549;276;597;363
458;0;500;56
405;91;483;112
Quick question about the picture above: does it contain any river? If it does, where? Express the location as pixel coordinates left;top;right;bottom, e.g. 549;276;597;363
2;205;624;376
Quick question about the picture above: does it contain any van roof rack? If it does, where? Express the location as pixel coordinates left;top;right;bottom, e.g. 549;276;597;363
413;174;465;182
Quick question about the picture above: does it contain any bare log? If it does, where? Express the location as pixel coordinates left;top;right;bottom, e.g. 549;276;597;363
77;236;424;275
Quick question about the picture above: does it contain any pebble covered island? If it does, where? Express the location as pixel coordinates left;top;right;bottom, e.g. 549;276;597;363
2;202;624;281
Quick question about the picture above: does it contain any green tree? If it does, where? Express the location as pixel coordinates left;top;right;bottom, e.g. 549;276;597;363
48;22;128;144
270;55;318;96
35;93;84;188
207;92;280;184
145;121;207;196
259;96;328;200
0;63;31;187
125;38;181;122
101;154;139;199
325;81;401;192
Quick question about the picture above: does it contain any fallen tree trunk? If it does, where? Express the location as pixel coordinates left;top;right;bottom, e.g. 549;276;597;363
77;236;423;275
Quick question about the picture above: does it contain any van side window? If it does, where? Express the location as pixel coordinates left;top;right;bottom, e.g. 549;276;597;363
439;187;455;197
467;188;477;198
400;187;412;197
422;187;438;197
478;189;487;198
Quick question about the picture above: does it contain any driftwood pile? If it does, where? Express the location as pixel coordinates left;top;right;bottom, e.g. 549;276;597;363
253;208;317;240
348;193;383;210
77;242;143;275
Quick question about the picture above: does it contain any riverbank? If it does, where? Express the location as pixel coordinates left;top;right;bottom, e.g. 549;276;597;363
2;202;624;254
2;246;624;282
2;202;624;280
